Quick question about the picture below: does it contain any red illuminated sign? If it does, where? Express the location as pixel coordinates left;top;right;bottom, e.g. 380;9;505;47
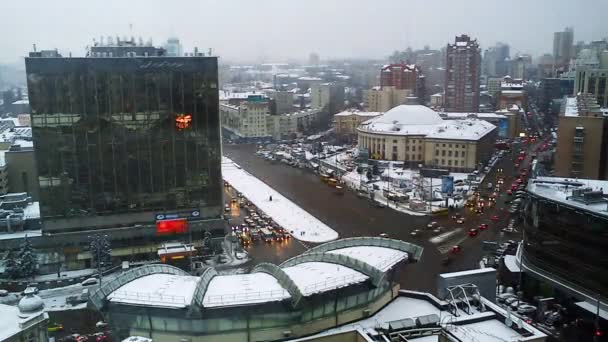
175;114;192;130
156;219;188;235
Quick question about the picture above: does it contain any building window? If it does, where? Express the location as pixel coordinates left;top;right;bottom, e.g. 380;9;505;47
406;146;410;151
442;150;446;156
448;160;452;166
418;154;422;160
412;146;416;152
442;144;446;147
449;144;452;148
454;151;459;158
448;151;452;157
441;159;445;165
435;149;439;156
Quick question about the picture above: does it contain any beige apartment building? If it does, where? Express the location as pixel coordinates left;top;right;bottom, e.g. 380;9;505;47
333;110;382;138
364;86;412;112
357;104;496;171
555;94;608;179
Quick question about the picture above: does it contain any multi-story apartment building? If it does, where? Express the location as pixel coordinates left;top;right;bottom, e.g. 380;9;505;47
444;35;481;112
555;93;608;179
221;97;271;140
364;86;412;112
310;82;344;116
333;110;382;139
574;68;608;108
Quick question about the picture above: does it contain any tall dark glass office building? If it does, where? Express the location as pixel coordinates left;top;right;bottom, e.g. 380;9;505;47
25;56;223;235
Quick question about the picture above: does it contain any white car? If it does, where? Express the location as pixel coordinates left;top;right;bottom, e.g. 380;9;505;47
81;278;99;286
235;251;248;260
427;221;438;229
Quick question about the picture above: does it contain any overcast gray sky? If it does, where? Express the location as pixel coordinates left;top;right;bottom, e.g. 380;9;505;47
1;0;606;64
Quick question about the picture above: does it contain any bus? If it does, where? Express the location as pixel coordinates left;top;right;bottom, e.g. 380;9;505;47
260;228;274;243
328;178;338;187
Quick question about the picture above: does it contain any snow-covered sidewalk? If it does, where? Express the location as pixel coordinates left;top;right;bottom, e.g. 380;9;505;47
222;157;338;243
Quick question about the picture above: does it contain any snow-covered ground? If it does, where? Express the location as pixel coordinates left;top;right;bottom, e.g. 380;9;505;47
34;268;96;282
222;157;338;243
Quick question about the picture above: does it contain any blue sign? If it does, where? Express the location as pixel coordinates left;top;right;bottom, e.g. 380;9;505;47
441;176;454;194
155;210;201;222
498;118;509;138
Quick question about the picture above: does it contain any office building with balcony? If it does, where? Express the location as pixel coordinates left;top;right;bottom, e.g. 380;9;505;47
25;49;224;269
554;94;608;179
519;177;608;331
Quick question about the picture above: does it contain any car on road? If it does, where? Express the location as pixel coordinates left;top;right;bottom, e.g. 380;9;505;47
23;285;39;295
468;228;479;237
451;213;461;220
479;223;489;230
456;217;465;224
427;221;438;229
47;322;64;332
491;215;500;222
81;278;99;286
410;229;421;237
379;233;389;238
451;245;462;254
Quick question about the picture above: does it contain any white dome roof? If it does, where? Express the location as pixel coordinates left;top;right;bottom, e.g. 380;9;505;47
18;294;44;313
376;105;443;126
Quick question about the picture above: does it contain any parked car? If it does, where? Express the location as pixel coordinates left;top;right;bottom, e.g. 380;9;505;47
468;228;479;237
23;285;39;295
81;278;99;286
0;289;8;297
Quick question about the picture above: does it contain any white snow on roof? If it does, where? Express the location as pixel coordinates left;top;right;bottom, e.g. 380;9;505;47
456;41;468;47
23;201;40;219
334;109;382;117
108;274;199;308
282;262;367;296
203;273;290;308
358;105;495;140
222;157;338;243
503;255;521;272
440;112;507;120
0;229;41;240
564;96;579;117
0;304;21;341
450;319;522;341
425;119;496;141
328;246;407;272
440;267;496;278
13;139;33;148
527;177;608;217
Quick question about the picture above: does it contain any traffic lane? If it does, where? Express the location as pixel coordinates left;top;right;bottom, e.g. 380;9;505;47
223;185;307;266
224;145;496;292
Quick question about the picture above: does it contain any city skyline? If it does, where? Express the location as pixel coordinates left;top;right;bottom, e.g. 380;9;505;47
0;0;607;63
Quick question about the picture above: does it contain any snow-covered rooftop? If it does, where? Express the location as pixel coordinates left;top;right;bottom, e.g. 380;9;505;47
439;112;507;120
425;119;496;141
564;96;579;117
527;177;608;218
108;274;200;308
282;262;368;296
334;109;382;117
328;246;407;272
203;273;290;308
358;104;496;141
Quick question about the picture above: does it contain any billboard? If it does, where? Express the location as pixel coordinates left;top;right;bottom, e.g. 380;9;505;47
498;118;509;138
441;176;454;194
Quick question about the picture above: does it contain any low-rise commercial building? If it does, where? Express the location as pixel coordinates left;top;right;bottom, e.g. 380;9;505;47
357;104;496;171
89;238;423;342
555;94;608;179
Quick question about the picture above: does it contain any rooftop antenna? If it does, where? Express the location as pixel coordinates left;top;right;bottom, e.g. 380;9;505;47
208;48;213;56
32;44;37;52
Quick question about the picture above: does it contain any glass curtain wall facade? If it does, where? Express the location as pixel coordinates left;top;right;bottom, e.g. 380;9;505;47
522;195;608;297
25;57;222;233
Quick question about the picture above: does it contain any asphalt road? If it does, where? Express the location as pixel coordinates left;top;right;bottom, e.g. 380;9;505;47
222;143;538;293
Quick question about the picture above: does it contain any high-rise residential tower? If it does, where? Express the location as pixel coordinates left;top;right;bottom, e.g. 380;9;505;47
444;35;481;112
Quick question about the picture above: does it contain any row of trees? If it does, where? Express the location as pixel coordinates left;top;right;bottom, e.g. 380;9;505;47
4;235;38;279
